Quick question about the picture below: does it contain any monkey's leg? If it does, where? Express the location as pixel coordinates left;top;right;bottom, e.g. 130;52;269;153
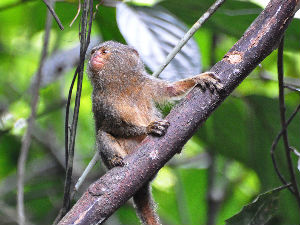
97;130;127;169
133;182;161;225
168;72;223;97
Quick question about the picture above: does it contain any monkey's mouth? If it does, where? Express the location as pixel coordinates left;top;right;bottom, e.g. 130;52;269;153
90;56;105;70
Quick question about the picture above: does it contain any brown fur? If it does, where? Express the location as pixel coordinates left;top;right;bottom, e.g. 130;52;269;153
87;41;222;225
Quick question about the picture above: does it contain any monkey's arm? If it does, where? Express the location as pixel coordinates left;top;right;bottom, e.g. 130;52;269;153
101;103;169;138
152;72;222;102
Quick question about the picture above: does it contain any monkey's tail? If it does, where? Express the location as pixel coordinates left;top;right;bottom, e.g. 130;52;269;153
133;182;161;225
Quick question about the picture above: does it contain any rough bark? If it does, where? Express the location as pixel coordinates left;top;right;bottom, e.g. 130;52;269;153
58;0;299;224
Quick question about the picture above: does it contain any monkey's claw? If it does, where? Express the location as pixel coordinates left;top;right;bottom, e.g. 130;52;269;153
110;154;125;167
147;120;170;136
197;72;223;93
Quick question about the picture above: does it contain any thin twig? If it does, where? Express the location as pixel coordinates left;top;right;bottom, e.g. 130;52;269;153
152;0;226;78
54;0;94;223
63;0;93;210
93;0;105;19
283;84;300;92
16;0;53;224
259;72;300;88
69;0;81;27
2;158;57;196
42;0;64;30
271;103;300;189
277;36;300;207
0;201;36;225
64;67;79;168
74;152;100;193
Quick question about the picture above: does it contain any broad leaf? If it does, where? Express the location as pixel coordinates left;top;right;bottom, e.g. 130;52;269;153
160;0;300;51
226;185;288;225
116;3;202;81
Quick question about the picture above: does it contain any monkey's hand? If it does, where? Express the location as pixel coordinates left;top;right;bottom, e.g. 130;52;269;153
147;120;170;136
109;154;125;167
195;72;223;93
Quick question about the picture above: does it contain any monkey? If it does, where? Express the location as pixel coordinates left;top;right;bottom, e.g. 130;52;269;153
87;41;222;225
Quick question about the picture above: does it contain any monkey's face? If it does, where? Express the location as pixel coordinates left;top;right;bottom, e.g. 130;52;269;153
88;41;145;84
89;46;112;72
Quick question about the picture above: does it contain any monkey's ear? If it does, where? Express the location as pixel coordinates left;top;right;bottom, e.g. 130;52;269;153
130;48;139;56
90;47;98;56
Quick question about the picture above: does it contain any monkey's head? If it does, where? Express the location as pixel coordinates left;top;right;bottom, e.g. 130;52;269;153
88;41;145;86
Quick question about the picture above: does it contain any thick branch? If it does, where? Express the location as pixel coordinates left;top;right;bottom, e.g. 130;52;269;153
58;0;298;224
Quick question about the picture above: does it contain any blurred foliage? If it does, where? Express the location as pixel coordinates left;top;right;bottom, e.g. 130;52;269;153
226;184;282;225
0;0;299;225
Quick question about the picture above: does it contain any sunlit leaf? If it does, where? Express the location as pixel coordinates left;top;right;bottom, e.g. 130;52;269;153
116;3;202;81
160;0;300;51
226;185;289;225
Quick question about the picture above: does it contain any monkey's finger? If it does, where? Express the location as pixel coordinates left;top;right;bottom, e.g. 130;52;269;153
151;127;169;136
148;120;170;136
111;155;125;167
215;82;224;92
206;80;219;93
209;79;224;93
202;76;223;93
200;72;221;82
152;120;170;126
151;129;165;136
197;80;207;92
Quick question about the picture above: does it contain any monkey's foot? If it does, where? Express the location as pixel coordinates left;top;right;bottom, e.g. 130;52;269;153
147;120;170;136
196;72;223;93
110;154;125;167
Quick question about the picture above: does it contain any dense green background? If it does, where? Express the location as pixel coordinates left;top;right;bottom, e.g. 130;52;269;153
0;0;299;224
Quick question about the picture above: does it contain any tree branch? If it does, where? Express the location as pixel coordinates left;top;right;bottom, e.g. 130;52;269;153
17;0;53;223
42;0;64;30
58;0;299;224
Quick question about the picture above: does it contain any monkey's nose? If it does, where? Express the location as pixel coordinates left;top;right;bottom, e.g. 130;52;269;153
90;54;105;70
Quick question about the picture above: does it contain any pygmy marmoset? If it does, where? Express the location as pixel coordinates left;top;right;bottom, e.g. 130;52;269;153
87;41;222;225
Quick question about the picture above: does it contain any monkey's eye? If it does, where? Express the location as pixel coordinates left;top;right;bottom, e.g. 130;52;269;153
101;49;109;54
91;48;97;55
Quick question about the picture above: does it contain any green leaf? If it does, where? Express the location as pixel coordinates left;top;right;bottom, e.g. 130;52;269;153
160;0;300;51
116;3;202;81
226;185;289;225
95;6;125;42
